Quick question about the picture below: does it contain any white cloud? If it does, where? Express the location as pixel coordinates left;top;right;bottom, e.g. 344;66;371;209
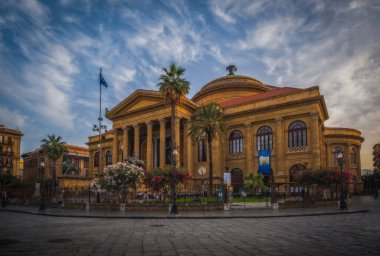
0;106;28;129
238;17;304;50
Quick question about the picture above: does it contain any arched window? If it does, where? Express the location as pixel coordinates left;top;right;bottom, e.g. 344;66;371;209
94;152;99;168
288;121;307;148
351;147;357;165
198;139;207;162
105;150;112;166
332;146;343;166
229;130;243;154
257;126;273;151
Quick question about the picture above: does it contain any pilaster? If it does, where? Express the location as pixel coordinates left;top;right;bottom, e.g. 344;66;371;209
310;112;321;169
245;122;253;174
275;117;285;176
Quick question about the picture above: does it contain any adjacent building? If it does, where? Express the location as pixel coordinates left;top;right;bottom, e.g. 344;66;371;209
87;71;364;192
373;143;380;172
0;124;23;178
23;144;90;189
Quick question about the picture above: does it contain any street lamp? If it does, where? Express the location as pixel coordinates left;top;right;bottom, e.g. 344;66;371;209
198;166;206;202
336;149;347;210
170;148;179;214
39;160;46;212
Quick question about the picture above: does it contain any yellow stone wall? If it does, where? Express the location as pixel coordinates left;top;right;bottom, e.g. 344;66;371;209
0;125;23;178
87;75;364;193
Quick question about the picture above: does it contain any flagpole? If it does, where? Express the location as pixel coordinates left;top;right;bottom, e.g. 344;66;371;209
92;67;107;177
98;68;102;175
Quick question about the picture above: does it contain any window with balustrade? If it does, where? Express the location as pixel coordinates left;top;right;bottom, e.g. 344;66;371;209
257;126;273;151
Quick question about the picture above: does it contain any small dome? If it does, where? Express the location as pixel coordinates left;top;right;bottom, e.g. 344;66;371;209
192;75;272;104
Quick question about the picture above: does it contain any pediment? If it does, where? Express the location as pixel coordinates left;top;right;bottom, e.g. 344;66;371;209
106;90;164;120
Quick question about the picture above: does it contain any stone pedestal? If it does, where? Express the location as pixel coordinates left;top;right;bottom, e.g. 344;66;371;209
85;203;90;211
120;203;126;212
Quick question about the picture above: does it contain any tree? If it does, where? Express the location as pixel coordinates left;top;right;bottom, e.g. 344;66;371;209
157;63;190;210
226;65;237;75
157;63;190;160
189;102;226;195
91;161;144;203
40;134;68;197
244;173;267;196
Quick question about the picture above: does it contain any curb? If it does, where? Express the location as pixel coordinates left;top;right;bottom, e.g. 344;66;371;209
0;208;370;219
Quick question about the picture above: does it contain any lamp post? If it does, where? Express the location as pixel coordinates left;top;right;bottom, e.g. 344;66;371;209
198;166;206;202
170;148;179;214
336;150;347;210
39;160;46;212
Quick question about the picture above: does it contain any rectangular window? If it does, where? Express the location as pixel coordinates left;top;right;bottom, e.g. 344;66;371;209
198;139;207;162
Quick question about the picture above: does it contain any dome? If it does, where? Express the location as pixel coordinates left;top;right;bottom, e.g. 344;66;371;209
192;75;273;105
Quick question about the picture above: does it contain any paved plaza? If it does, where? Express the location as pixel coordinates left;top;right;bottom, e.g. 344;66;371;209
1;197;379;256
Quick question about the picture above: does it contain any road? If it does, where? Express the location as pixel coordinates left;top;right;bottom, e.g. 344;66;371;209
1;197;379;256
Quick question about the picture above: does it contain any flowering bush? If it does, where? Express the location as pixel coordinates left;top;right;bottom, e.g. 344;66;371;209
144;167;191;194
298;168;352;186
91;162;144;197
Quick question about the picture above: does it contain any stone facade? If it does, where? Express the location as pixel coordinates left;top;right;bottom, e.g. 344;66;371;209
87;74;364;191
0;124;23;178
23;144;90;188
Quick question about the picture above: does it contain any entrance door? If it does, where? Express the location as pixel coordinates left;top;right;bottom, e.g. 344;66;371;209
231;168;243;195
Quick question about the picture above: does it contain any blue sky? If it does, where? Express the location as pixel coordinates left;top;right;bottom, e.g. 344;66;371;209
0;0;379;169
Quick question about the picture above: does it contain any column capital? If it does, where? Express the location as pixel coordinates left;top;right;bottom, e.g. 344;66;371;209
159;118;166;124
145;120;153;126
175;115;182;120
245;122;252;128
123;125;129;131
275;117;283;124
310;111;319;120
133;124;140;128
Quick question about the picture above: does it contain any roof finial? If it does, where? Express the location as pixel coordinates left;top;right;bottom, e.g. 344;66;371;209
226;65;237;75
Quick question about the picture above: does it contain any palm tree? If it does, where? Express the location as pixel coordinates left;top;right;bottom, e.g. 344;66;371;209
244;173;266;196
157;63;190;161
189;102;226;195
157;63;190;214
40;134;68;198
226;65;237;75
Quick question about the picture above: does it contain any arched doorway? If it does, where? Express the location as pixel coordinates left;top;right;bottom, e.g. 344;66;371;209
231;168;243;195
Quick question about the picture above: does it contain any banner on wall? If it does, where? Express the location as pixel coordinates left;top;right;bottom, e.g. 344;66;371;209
258;150;271;175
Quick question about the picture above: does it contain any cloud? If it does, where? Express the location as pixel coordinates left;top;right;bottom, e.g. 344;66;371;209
0;106;28;129
238;17;304;50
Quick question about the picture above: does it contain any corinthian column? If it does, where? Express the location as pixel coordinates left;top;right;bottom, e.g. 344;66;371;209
174;116;181;167
146;121;153;171
159;119;166;167
123;126;129;160
112;129;118;164
134;124;140;159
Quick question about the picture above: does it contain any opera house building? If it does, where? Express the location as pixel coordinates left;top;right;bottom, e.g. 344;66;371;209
87;71;364;192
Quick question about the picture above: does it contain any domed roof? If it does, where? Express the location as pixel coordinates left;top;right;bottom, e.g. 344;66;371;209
192;74;273;104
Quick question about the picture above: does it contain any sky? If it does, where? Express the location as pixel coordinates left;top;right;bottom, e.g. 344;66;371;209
0;0;379;169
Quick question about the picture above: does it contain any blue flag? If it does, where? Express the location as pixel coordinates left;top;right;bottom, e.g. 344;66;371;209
258;150;271;175
100;73;108;88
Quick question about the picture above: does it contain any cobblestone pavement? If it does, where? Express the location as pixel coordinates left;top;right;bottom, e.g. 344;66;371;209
1;197;379;256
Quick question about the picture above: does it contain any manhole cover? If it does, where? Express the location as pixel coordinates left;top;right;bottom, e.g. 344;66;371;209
0;239;20;246
149;224;165;227
48;238;72;243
